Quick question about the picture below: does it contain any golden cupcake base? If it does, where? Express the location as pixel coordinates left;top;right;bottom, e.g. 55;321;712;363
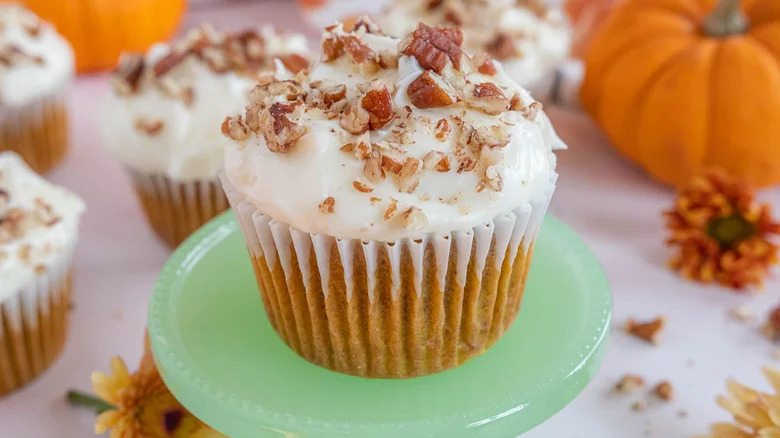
129;171;230;248
0;271;72;397
0;95;69;174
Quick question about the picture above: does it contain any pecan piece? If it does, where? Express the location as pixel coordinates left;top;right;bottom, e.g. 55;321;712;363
340;104;370;135
319;197;336;214
457;154;476;173
279;54;309;74
615;375;645;394
381;149;405;174
383;198;398;220
434;118;450;141
397;157;422;193
521;101;543;121
484;165;503;191
473;125;510;148
221;116;250;141
407;71;458;109
398;23;465;74
134;118;164;136
486;33;518;60
625;317;665;345
465;82;509;115
401;206;428;230
364;150;386;184
353;181;374;193
423;151;450;172
472;52;497;76
250;80;306;106
259;102;306;153
153;51;186;77
361;80;395;130
112;54;145;95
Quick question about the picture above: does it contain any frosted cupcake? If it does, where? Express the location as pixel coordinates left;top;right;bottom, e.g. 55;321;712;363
0;5;74;174
221;21;564;378
378;0;571;90
101;25;310;247
0;152;84;396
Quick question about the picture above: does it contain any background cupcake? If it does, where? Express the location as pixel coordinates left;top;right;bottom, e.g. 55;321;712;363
101;25;310;248
378;0;571;91
0;152;85;396
221;21;564;378
0;5;74;174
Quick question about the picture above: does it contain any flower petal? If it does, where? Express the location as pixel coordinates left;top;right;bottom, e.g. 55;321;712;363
95;409;122;434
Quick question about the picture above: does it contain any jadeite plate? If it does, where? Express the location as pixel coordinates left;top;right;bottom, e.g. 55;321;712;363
148;212;612;438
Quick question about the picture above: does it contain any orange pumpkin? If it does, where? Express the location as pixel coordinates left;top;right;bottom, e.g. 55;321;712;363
581;0;780;188
22;0;187;72
565;0;625;57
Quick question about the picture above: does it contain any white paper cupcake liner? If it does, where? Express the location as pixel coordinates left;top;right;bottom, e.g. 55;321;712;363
0;241;74;396
222;172;556;378
127;170;230;247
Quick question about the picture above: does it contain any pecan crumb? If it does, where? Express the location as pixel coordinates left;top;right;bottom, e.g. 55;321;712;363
398;23;465;74
353;181;374;193
521;101;543;121
654;381;674;401
383;198;398;220
615;375;644;394
434;118;451;142
407;70;458;109
398;157;422;193
473;52;497;76
363;150;386;184
730;305;755;322
631;400;646;412
319;197;335;214
763;306;780;341
221;116;250;141
465;82;509;115
401;206;428;230
625;317;665;345
134;118;164;136
361;80;395;130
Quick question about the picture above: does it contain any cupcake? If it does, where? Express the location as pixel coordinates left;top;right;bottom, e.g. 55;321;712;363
101;25;310;247
0;152;84;396
0;5;74;174
221;21;564;378
378;0;571;90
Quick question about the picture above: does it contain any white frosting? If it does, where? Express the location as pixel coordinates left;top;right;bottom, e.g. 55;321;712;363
0;5;74;106
100;27;309;181
0;152;85;300
224;27;564;241
378;0;571;87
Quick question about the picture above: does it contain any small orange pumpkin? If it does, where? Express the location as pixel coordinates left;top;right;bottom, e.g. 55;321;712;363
22;0;187;72
581;0;780;188
565;0;625;57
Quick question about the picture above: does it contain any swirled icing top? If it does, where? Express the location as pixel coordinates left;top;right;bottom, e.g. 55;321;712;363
0;5;74;106
222;20;564;241
0;152;85;299
100;25;310;181
378;0;571;88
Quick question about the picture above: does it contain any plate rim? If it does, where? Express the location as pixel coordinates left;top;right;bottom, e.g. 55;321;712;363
148;211;612;435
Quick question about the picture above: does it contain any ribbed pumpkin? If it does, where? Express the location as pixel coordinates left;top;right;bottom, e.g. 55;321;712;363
581;0;780;188
565;0;625;57
22;0;187;72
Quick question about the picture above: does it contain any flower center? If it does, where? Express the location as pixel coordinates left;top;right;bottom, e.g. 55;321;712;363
163;409;184;435
707;213;756;250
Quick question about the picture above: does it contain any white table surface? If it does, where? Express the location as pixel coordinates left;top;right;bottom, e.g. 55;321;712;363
1;2;779;437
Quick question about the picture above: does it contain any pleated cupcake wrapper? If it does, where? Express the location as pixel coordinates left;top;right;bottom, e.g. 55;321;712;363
127;170;230;248
0;91;69;174
223;173;556;378
0;242;74;396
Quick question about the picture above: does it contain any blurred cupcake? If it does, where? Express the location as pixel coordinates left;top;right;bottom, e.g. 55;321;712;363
0;5;74;174
378;0;571;90
221;21;564;378
101;25;310;247
0;152;85;396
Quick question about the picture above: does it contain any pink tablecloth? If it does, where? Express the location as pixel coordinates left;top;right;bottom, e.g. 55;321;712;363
1;2;779;437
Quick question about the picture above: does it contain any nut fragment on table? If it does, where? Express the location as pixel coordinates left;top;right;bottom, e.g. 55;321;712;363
763;305;780;341
615;374;644;394
730;305;756;322
625;317;665;345
654;381;674;401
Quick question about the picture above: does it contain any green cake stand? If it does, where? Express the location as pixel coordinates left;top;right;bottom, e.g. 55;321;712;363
148;212;612;438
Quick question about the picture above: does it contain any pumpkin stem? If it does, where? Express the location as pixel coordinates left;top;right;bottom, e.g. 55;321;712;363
703;0;748;37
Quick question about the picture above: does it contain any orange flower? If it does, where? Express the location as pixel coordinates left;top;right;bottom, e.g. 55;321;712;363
695;368;780;438
91;336;226;438
665;170;780;290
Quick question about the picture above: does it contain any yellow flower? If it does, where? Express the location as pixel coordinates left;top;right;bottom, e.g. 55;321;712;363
665;170;780;290
696;368;780;437
91;336;226;438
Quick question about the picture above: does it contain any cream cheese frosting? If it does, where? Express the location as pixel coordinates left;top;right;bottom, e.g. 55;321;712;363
378;0;571;88
0;152;85;299
223;21;564;241
100;25;310;181
0;5;74;106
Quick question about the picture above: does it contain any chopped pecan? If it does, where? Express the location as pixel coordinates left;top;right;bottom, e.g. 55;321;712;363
407;71;458;109
398;157;422;193
378;50;399;69
472;52;497;76
353;16;382;34
465;82;509;115
353;181;374;193
655;381;674;401
484;165;503;191
381;149;405;174
320;83;347;107
250;80;306;106
322;35;344;62
340;104;370;135
521;101;543;121
343;35;375;63
625;317;665;345
473;125;510;148
486;33;518;60
153;51;186;77
279;54;309;73
383;198;398;220
398;23;465;74
509;93;524;111
113;54;145;95
423;151;450;172
457;154;476;173
354;138;373;160
319;197;335;214
134;118;164;136
259;102;306;153
221;116;250;141
615;375;645;394
364;150;385;184
434;118;450;141
401;206;428;230
361;80;395;130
